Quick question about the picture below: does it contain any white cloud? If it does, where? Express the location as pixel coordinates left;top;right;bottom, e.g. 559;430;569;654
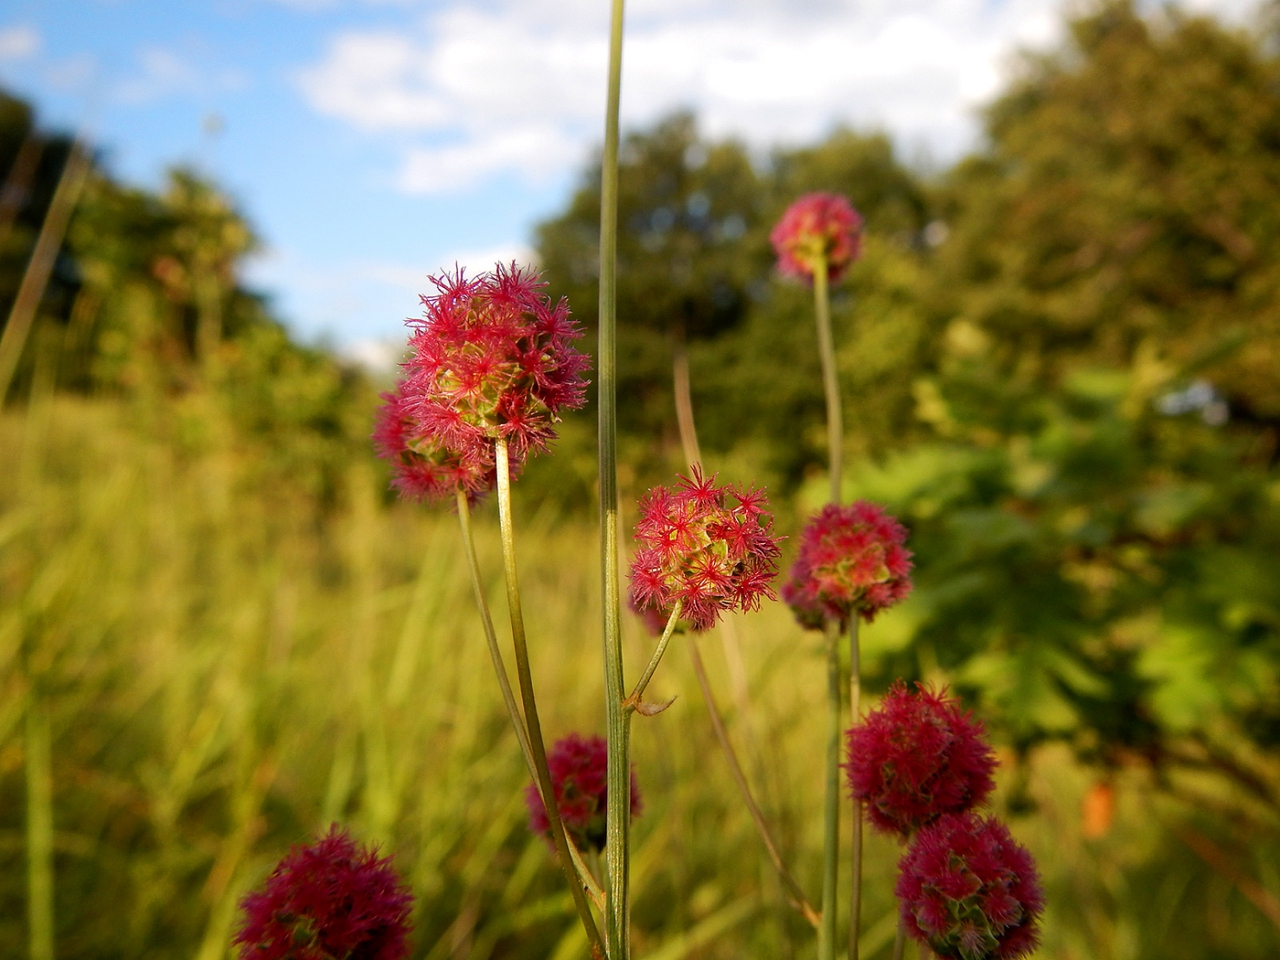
296;0;1083;194
296;0;1263;194
112;46;250;105
0;24;39;62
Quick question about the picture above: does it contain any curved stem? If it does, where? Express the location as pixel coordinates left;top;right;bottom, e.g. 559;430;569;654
812;256;842;504
456;488;537;782
688;638;820;928
494;439;604;956
598;0;628;954
819;617;843;960
672;345;702;469
848;617;862;960
625;601;682;711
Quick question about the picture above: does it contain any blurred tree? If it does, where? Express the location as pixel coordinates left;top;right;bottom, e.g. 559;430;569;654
536;114;936;488
860;1;1280;819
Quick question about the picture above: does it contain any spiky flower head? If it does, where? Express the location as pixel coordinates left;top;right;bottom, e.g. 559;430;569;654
629;468;782;632
770;193;864;281
782;501;913;630
525;733;641;853
372;263;589;502
846;681;997;837
896;812;1044;960
235;825;414;960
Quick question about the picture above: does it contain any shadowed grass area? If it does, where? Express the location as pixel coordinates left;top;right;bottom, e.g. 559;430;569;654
0;393;1278;960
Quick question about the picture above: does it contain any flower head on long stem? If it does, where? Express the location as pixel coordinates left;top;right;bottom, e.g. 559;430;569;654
784;501;914;631
373;263;589;502
629;468;781;632
770;193;864;283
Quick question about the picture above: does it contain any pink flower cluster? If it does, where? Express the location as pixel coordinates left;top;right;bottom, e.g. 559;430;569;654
526;733;642;853
770;193;864;282
373;264;589;502
235;825;414;960
847;683;1042;960
629;469;782;632
782;501;913;629
897;813;1044;960
846;681;996;837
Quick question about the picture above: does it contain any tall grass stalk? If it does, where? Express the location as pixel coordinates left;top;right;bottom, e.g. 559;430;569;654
687;638;819;927
598;0;628;955
494;438;603;954
25;687;54;960
0;140;91;404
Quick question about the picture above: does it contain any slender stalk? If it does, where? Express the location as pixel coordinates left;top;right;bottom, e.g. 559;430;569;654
26;687;54;960
891;915;906;960
494;439;604;956
456;488;538;782
598;0;627;954
688;638;821;927
672;346;701;468
811;255;842;503
625;601;682;711
819;617;843;960
0;139;92;405
849;617;862;960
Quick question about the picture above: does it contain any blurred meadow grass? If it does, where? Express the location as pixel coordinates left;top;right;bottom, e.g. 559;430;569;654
3;378;1279;960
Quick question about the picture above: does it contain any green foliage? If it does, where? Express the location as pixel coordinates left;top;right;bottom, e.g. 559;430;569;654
832;0;1280;816
535;113;935;487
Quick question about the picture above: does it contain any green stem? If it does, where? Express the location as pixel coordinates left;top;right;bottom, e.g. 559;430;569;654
598;0;627;954
26;687;54;960
848;617;862;960
494;439;604;957
819;617;842;960
456;487;538;783
687;638;820;927
812;255;842;503
625;601;682;711
891;914;906;960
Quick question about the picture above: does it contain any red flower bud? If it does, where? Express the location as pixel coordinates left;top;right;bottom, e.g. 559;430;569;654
235;826;414;960
896;812;1044;960
846;681;996;837
525;733;641;853
770;193;863;281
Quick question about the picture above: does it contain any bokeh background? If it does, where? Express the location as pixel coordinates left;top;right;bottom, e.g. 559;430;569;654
3;0;1280;957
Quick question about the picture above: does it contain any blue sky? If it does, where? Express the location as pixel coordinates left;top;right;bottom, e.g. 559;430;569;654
0;0;1258;356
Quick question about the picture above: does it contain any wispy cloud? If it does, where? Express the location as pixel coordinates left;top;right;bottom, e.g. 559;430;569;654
113;46;249;104
0;24;40;62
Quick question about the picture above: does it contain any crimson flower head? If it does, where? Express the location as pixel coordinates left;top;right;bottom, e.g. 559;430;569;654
782;501;913;630
628;468;782;632
846;681;997;837
770;193;864;281
896;813;1044;960
373;263;589;502
235;825;414;960
525;733;641;853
